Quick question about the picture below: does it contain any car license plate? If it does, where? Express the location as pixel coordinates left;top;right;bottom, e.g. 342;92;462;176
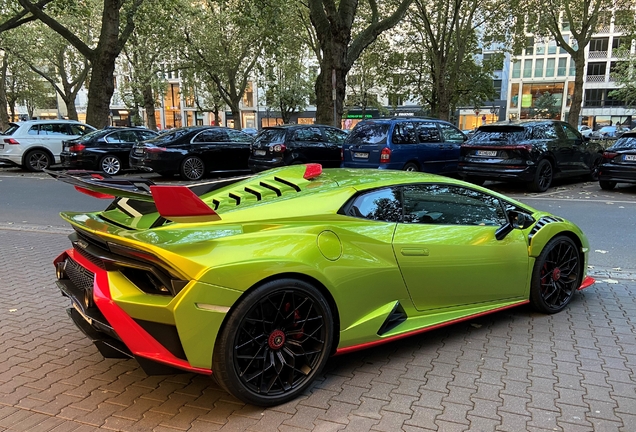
624;154;636;161
476;150;497;157
0;144;3;149
353;152;369;158
73;302;92;325
133;149;143;155
254;149;266;156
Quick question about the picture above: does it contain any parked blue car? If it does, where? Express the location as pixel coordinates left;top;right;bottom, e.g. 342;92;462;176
341;118;467;174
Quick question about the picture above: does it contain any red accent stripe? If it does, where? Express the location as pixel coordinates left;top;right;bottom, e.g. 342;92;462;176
335;300;529;356
150;185;220;222
578;276;595;290
66;249;212;375
74;186;114;199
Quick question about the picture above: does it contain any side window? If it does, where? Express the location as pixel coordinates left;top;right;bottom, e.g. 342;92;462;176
194;129;229;143
416;122;441;143
136;131;157;141
104;132;125;143
346;187;402;222
324;128;348;144
227;129;252;142
70;125;92;135
39;124;70;135
28;126;40;135
529;123;558;139
391;122;417;144
438;123;466;143
561;123;579;139
402;184;506;226
293;127;323;142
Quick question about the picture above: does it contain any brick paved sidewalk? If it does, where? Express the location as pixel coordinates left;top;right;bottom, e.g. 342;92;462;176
1;229;635;432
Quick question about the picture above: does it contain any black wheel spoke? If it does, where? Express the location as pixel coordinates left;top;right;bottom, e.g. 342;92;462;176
535;237;580;311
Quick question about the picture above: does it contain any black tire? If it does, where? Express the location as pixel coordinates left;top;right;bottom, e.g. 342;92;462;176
530;236;581;314
24;150;52;172
180;156;205;181
588;155;602;181
213;278;333;406
289;159;305;165
99;155;122;175
599;180;616;190
403;162;419;172
466;176;485;186
529;159;553;192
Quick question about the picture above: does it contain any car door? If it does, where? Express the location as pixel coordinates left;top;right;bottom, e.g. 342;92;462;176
322;127;349;167
558;122;589;174
291;127;326;163
34;123;74;159
225;129;253;170
392;184;529;311
104;130;137;160
413;121;445;173
437;122;466;173
191;129;230;171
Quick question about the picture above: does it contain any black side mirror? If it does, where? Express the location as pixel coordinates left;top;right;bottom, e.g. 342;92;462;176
510;211;534;229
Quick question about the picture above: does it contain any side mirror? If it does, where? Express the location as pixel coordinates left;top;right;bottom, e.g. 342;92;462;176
510;211;534;229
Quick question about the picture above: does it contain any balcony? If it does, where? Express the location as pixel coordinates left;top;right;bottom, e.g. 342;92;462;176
586;75;606;82
588;51;608;59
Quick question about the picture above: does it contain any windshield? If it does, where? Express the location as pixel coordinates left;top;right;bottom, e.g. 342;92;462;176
2;123;20;135
254;129;286;145
609;135;636;150
346;123;389;145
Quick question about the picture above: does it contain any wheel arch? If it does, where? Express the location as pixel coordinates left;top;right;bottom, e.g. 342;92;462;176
22;146;55;166
403;160;420;170
529;227;586;286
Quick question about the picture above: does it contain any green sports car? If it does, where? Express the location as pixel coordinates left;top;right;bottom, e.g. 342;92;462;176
49;164;594;406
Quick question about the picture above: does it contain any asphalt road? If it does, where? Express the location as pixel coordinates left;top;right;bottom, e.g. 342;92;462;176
1;166;635;270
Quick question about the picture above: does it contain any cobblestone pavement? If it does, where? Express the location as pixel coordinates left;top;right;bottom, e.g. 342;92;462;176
1;227;635;432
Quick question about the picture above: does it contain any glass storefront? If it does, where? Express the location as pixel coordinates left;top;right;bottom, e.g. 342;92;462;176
520;82;564;119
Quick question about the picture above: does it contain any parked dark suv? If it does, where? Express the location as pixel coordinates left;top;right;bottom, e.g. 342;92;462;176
597;131;636;190
248;124;348;172
341;117;466;174
458;120;603;192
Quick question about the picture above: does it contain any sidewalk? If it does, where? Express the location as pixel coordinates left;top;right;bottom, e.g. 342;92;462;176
1;228;634;432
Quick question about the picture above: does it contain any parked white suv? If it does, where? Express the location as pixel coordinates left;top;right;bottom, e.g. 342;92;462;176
0;120;95;171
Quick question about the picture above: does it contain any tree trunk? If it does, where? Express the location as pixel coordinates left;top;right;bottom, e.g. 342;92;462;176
229;98;242;129
64;96;79;120
142;85;157;130
0;54;9;130
315;41;348;127
567;50;586;127
85;59;116;128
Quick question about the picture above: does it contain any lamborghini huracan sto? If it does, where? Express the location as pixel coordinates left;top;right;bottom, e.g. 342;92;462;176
48;165;594;406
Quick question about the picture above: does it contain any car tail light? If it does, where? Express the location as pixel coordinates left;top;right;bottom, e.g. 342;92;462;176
3;138;19;145
380;147;391;163
516;144;533;151
68;144;85;152
270;144;286;153
145;146;167;153
603;152;617;159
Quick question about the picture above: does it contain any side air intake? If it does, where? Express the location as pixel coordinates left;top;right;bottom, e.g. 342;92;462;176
378;302;407;335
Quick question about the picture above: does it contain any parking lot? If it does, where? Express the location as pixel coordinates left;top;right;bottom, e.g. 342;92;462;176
1;167;635;431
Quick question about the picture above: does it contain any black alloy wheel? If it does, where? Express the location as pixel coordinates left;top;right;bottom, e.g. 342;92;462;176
530;236;581;314
180;156;205;181
529;159;553;192
402;162;419;172
599;180;617;190
24;150;52;172
213;279;333;406
588;155;602;181
100;155;122;175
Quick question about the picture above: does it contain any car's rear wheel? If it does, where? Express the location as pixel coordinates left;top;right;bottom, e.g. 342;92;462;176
588;155;602;181
529;159;553;192
530;236;581;314
403;162;419;172
100;155;122;175
213;278;333;406
24;150;52;172
180;156;205;181
600;180;616;190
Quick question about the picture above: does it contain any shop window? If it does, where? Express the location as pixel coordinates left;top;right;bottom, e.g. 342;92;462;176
510;83;519;108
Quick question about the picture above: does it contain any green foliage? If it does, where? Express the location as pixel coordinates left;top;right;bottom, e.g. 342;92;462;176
608;54;636;109
532;91;560;119
3;51;56;118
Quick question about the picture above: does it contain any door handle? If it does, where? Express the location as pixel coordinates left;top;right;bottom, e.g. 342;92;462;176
401;248;429;256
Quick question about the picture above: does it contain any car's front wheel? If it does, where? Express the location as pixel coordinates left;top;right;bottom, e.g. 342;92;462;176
403;162;419;172
100;155;122;175
600;180;616;190
180;156;205;181
530;235;581;314
588;155;602;181
24;150;52;172
529;159;553;192
213;278;333;406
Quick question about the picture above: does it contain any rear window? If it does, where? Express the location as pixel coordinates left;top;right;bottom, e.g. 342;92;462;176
609;134;636;150
469;128;526;145
2;123;19;135
346;123;390;145
254;129;286;145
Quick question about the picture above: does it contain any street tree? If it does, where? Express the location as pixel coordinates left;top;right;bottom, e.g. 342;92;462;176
3;52;55;120
523;0;627;127
306;0;413;126
17;0;146;128
178;0;282;129
346;37;390;118
180;70;227;126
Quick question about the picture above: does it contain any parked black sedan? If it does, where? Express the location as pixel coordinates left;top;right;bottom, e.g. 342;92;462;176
248;124;348;172
598;131;636;190
458;120;603;192
129;126;253;180
60;127;158;175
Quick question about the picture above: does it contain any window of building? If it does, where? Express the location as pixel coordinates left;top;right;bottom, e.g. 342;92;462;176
548;40;557;55
557;58;567;76
605;89;624;106
536;42;545;55
510;83;520;108
525;37;534;55
561;35;569;54
493;79;502;97
242;82;254;108
587;62;606;76
584;89;603;107
567;82;575;107
590;38;609;52
569;59;576;76
534;59;544;77
512;60;521;79
546;58;555;77
523;59;532;78
612;36;628;53
389;94;404;106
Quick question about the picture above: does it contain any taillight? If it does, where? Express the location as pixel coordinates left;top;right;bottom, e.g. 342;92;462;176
603;152;617;159
145;146;167;153
68;144;85;152
518;144;533;151
3;138;19;145
270;144;286;153
380;147;391;163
